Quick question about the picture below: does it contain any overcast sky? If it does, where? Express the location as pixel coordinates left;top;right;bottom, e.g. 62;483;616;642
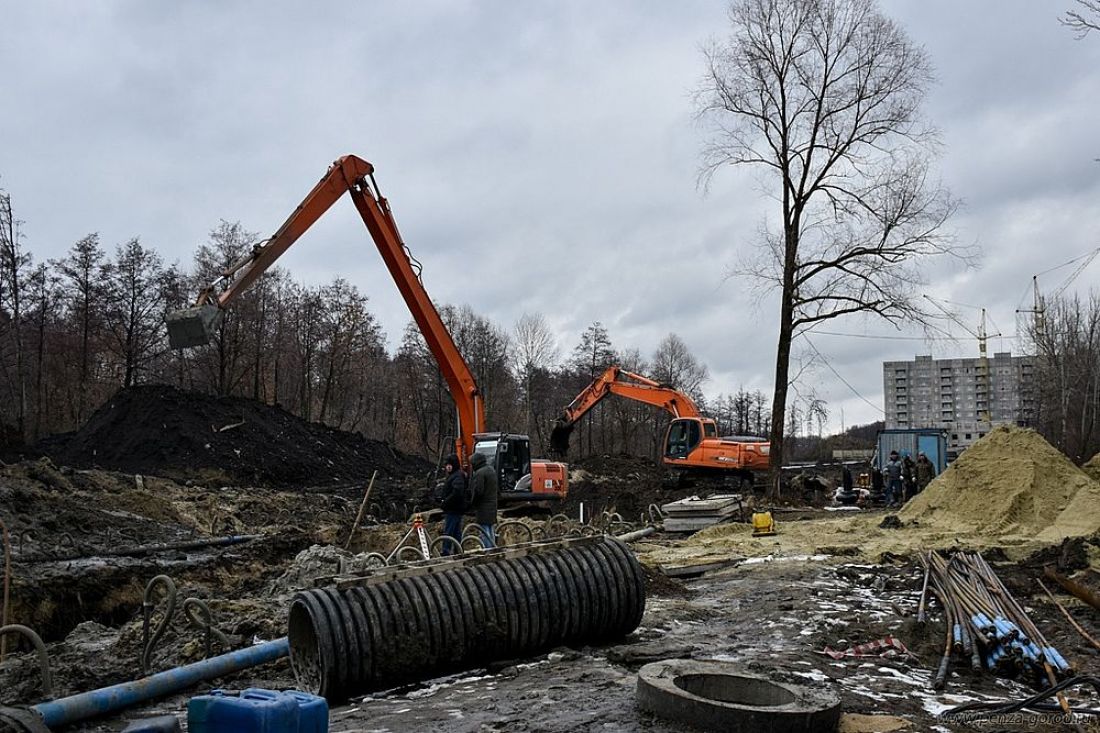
2;1;1098;433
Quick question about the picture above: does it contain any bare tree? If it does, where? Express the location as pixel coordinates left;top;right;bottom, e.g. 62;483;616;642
651;333;709;400
25;263;62;438
57;234;106;422
570;322;615;455
1063;0;1100;38
696;0;965;496
192;220;261;395
1030;293;1100;463
513;312;558;451
0;188;30;435
101;238;170;387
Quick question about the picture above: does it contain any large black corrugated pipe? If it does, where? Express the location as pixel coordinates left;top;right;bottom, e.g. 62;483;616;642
288;536;646;701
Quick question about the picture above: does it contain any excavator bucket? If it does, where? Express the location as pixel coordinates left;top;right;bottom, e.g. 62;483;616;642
548;422;574;458
166;305;223;349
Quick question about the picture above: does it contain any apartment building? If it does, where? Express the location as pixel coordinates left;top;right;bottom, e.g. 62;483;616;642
883;353;1035;458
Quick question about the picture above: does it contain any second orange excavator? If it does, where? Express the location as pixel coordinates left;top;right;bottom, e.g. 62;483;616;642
549;366;770;489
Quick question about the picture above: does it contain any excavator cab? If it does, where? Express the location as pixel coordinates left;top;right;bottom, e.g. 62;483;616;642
473;432;566;502
664;418;704;459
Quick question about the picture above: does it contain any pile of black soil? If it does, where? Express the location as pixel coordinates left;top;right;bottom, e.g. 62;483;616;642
37;385;432;488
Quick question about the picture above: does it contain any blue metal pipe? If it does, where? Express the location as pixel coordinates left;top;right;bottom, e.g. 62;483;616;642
31;638;288;728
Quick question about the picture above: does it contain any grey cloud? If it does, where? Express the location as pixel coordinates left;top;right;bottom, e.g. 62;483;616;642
2;0;1097;433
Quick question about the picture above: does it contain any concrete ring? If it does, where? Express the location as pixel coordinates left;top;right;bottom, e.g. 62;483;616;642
636;659;841;733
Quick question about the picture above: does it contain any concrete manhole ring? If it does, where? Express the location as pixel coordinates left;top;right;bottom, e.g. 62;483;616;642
636;659;841;733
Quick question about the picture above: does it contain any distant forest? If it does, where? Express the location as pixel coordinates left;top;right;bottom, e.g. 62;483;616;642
2;188;1094;465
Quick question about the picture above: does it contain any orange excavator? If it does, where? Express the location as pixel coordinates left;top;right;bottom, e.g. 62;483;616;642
549;366;769;489
166;154;566;503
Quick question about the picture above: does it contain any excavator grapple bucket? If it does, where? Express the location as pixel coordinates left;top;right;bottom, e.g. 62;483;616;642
166;305;223;349
549;422;574;457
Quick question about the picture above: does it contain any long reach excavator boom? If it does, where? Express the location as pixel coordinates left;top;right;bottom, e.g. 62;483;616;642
166;155;565;501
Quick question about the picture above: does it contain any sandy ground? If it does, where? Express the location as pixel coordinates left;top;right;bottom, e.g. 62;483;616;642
634;508;1068;570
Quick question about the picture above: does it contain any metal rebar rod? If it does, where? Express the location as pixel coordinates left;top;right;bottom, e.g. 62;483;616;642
0;518;10;660
344;470;378;550
917;553;932;625
930;587;954;690
1038;579;1100;653
0;624;52;698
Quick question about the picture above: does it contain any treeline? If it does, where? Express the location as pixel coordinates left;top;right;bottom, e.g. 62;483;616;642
0;190;776;460
1028;293;1100;464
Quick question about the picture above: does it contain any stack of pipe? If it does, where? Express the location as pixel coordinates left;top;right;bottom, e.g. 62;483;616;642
919;550;1072;691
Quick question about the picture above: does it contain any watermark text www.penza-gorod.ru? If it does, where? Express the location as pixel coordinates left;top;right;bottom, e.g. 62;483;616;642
944;711;1100;729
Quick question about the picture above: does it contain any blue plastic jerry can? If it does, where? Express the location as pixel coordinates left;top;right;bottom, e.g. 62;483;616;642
266;690;328;733
188;689;299;733
188;689;329;733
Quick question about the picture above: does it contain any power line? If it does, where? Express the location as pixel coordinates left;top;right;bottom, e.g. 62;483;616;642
804;337;885;415
810;329;1021;342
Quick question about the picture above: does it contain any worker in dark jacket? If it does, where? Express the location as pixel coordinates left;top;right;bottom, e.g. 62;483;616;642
902;454;917;502
439;454;466;556
468;451;498;548
915;452;937;493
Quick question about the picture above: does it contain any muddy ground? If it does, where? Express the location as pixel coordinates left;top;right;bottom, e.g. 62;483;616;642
2;454;1100;731
13;552;1099;733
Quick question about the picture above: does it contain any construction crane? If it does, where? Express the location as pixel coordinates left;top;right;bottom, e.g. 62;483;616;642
1017;246;1100;335
922;295;1001;424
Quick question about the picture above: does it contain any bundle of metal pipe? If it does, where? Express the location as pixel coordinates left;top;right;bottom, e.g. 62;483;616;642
288;535;646;701
918;551;1072;691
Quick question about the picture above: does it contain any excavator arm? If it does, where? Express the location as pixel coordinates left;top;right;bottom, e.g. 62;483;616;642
166;155;485;461
549;366;701;455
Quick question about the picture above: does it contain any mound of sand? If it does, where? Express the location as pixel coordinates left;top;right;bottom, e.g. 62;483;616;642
899;425;1100;542
1083;452;1100;483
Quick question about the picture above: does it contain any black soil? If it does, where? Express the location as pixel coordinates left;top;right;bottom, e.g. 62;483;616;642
562;454;694;521
37;385;432;488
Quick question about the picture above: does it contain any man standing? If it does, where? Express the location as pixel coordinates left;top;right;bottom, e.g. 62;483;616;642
915;452;937;493
884;451;903;508
439;454;466;556
902;454;917;502
468;451;499;548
